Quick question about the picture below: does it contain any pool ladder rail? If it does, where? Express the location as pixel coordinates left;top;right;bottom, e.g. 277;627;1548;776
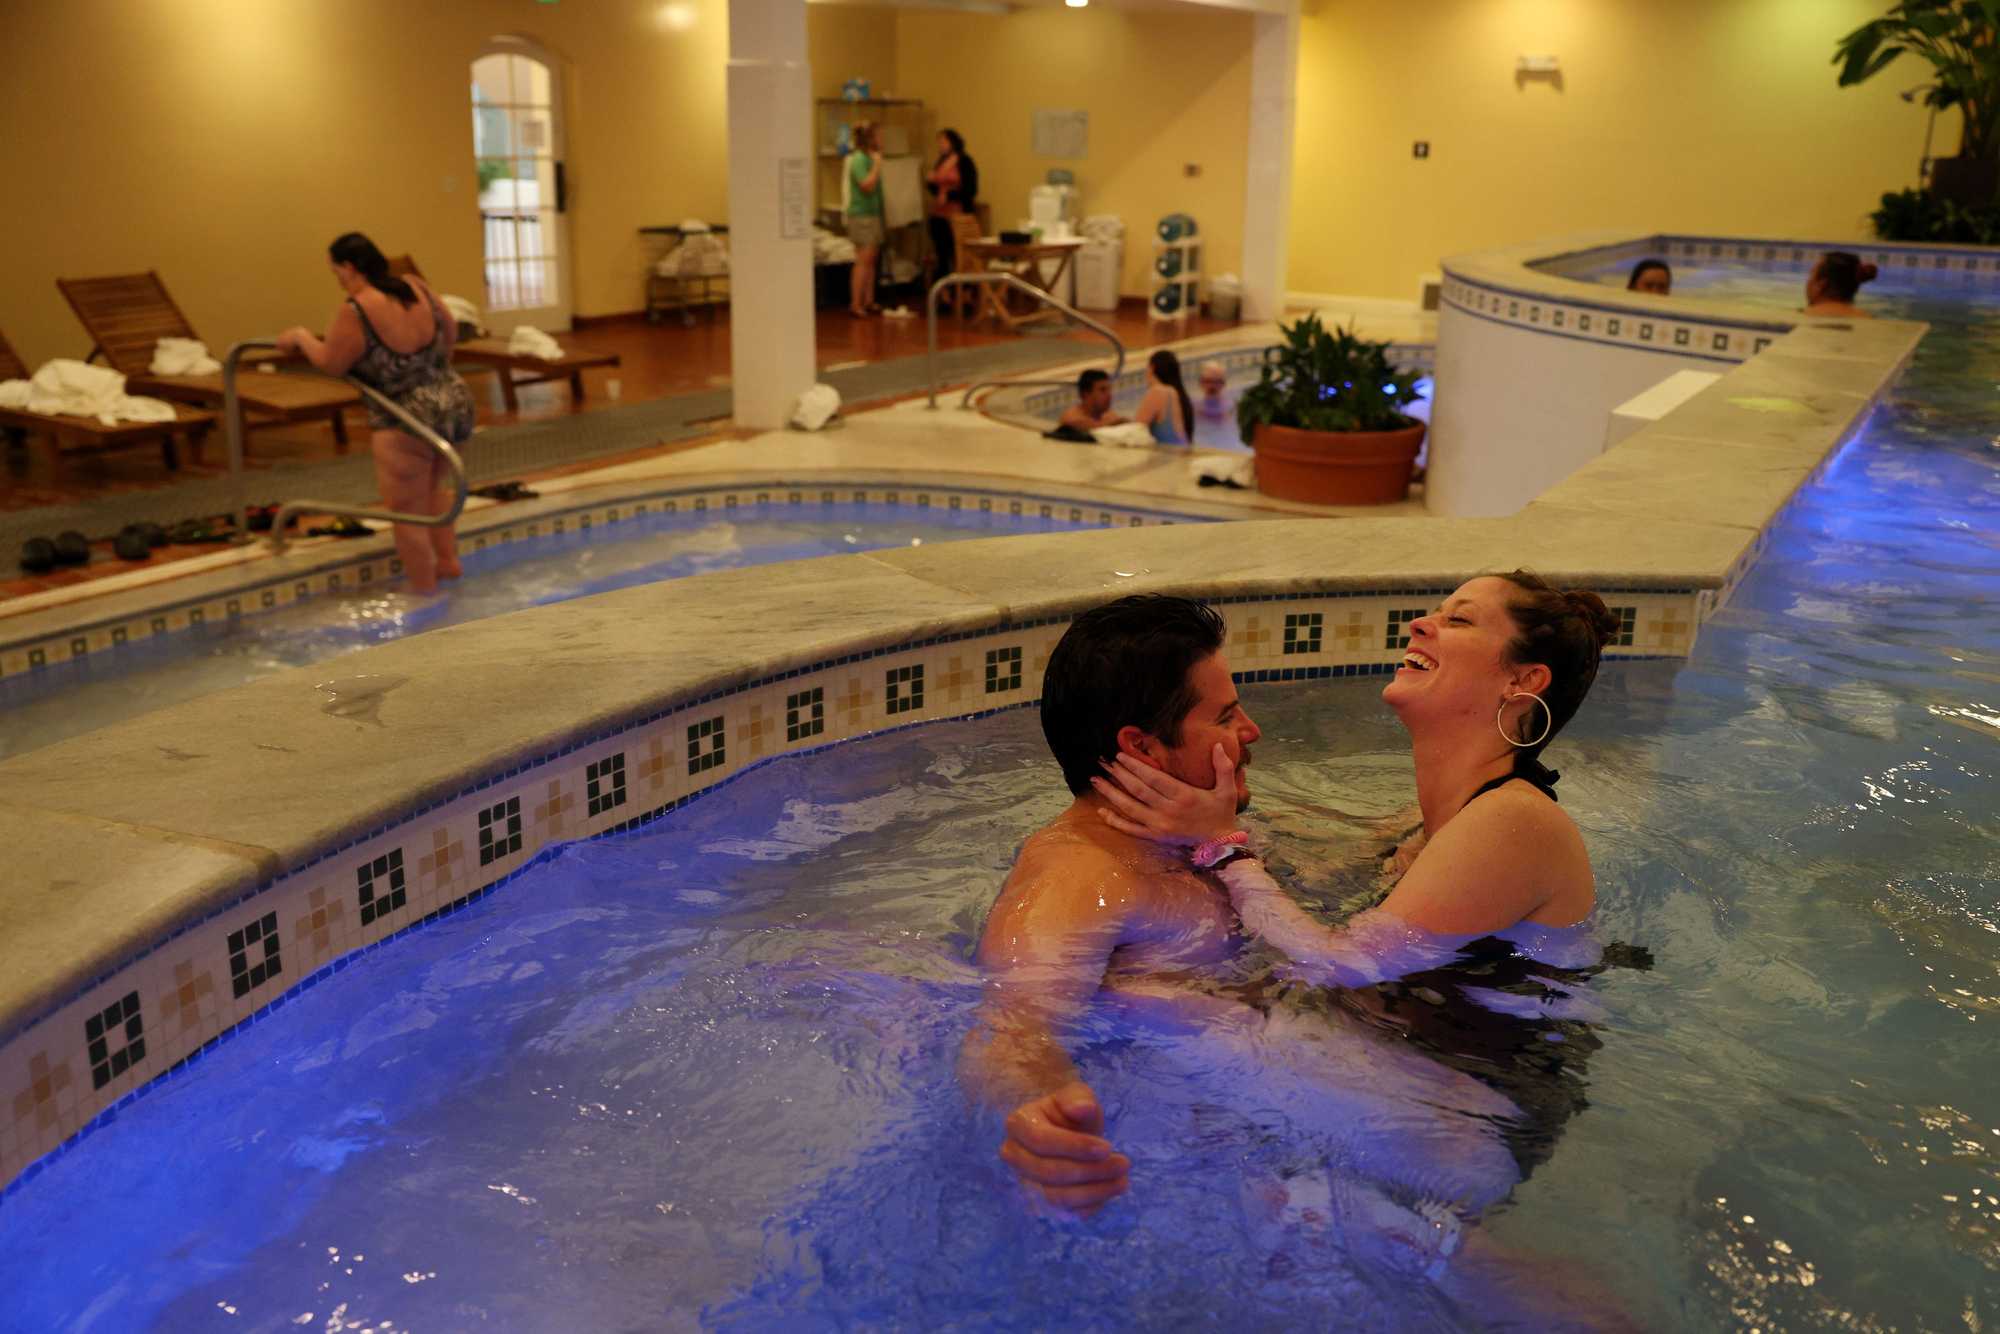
221;340;468;554
924;272;1126;410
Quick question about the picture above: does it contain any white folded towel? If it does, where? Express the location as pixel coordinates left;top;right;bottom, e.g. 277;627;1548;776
1188;452;1255;488
440;294;485;337
507;326;565;361
5;359;178;425
150;337;221;376
1093;422;1158;449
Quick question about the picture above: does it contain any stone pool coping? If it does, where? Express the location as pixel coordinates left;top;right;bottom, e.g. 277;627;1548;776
0;232;1928;1197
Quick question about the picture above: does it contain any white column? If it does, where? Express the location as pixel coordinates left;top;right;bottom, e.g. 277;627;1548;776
1239;8;1298;322
727;0;817;430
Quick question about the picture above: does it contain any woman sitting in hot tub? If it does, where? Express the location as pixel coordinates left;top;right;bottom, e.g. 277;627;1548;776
1132;350;1195;446
1090;571;1620;975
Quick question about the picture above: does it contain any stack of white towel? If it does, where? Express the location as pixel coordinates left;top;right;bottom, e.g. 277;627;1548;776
0;359;177;426
149;337;221;376
812;226;856;266
507;326;565;361
655;228;730;278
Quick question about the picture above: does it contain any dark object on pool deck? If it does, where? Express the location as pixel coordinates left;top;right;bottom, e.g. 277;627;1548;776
112;526;154;562
18;537;57;573
1043;423;1097;444
305;517;373;539
166;514;238;545
53;530;91;566
1197;473;1247;489
244;504;301;533
470;480;540;502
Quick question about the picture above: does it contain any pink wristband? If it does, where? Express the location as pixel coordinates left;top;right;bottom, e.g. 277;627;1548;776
1190;830;1250;868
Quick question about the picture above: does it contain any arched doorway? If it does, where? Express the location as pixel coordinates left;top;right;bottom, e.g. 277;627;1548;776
470;38;571;330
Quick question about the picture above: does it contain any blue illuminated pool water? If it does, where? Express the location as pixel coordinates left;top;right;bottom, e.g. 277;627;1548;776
0;273;1994;1330
0;501;1141;759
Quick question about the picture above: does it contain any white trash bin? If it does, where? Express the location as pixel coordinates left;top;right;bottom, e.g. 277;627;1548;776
1075;242;1123;310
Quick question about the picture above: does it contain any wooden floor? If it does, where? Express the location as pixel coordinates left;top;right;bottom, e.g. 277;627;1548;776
1;299;1239;599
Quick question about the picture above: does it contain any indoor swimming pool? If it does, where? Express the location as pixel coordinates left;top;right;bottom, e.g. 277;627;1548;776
0;265;1991;1331
0;499;1170;759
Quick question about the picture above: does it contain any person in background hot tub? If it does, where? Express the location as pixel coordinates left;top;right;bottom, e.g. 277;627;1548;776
1626;259;1671;295
1805;251;1878;318
1194;359;1233;424
1057;368;1125;434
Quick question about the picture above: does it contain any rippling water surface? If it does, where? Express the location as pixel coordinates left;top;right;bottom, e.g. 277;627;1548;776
0;271;1993;1331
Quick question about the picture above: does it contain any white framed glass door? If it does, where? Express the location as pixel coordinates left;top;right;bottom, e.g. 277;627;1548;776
470;39;572;331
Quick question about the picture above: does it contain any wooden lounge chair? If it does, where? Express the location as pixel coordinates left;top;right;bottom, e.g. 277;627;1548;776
57;272;358;451
0;326;215;471
387;256;620;412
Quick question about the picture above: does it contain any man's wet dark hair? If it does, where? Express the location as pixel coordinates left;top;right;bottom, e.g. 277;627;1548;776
1040;594;1227;795
1076;368;1111;397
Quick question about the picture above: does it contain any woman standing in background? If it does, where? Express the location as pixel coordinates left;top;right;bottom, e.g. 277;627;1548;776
846;122;885;318
926;129;978;283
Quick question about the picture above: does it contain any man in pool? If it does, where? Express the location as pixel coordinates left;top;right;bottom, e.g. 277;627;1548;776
1057;368;1125;434
958;594;1521;1226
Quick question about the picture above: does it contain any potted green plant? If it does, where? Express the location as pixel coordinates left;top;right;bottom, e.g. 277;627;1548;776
1836;1;2000;205
1236;314;1426;505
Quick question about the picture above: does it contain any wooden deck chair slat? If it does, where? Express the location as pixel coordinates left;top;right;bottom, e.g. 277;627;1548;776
56;272;199;376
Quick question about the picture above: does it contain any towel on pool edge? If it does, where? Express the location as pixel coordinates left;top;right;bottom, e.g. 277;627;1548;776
149;336;221;376
507;326;565;361
1092;422;1157;449
0;359;178;425
1188;452;1255;489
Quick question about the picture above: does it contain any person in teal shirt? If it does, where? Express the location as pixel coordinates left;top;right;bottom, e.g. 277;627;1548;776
846;122;884;318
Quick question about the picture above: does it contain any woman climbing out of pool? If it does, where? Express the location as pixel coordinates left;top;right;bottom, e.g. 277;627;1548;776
1804;251;1878;318
276;233;476;595
1090;571;1620;977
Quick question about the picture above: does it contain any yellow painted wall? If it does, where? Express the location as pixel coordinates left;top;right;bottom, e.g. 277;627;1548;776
0;0;730;365
808;5;899;99
1288;0;1933;301
893;6;1255;297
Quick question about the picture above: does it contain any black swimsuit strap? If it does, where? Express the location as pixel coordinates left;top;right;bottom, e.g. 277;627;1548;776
346;297;382;348
1468;754;1561;805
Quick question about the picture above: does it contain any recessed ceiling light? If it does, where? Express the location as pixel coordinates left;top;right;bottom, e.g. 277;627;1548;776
1065;0;1089;8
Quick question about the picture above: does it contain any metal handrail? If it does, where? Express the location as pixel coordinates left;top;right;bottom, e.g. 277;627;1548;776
924;273;1126;410
222;340;468;555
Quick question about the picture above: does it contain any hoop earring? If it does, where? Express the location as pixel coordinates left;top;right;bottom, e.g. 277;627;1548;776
1498;692;1552;749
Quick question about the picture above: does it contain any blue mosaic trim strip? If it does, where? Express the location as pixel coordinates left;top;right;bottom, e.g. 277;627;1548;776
0;482;1216;679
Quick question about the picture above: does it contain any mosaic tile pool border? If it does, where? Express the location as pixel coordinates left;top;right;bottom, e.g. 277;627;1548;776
0;583;1700;1200
1436;270;1788;365
1532;233;2000;281
0;482;1209;682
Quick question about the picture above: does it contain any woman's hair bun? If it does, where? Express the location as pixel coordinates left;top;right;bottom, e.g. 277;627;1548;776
1563;588;1620;650
1857;261;1879;285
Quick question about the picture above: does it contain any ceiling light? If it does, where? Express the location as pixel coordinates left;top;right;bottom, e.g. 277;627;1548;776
1066;0;1089;8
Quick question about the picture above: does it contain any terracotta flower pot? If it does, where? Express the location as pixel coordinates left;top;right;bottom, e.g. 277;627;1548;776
1250;420;1426;505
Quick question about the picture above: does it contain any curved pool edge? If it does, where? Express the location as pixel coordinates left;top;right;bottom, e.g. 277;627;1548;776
0;230;1932;1201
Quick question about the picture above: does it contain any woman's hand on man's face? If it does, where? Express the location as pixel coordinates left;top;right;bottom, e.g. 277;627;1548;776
1089;744;1240;846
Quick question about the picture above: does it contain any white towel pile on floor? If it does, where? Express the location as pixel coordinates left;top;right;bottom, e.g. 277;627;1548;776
0;359;178;425
655;226;730;278
812;226;856;266
149;337;221;376
507;326;565;361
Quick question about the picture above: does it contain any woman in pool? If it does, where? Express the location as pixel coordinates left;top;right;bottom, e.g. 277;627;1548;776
1626;259;1671;295
1091;571;1620;977
276;233;475;596
1133;349;1195;446
1805;251;1878;318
